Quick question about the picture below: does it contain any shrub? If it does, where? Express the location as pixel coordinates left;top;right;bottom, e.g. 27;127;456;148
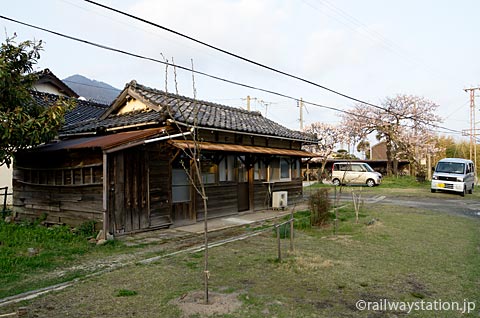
275;222;292;239
76;220;98;238
309;189;332;226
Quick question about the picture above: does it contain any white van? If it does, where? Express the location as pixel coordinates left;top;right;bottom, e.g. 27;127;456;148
331;162;382;187
431;158;475;196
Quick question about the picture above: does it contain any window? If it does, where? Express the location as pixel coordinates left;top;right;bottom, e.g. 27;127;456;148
351;164;364;172
254;160;266;180
280;158;290;179
201;160;216;184
172;168;190;202
237;155;248;182
219;155;235;182
335;164;351;171
291;159;301;179
16;165;103;186
269;157;292;181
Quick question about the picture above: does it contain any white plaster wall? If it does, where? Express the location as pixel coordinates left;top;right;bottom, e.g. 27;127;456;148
0;164;12;204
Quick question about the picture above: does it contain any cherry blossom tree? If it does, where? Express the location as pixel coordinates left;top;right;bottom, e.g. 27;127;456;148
303;122;348;182
341;94;441;176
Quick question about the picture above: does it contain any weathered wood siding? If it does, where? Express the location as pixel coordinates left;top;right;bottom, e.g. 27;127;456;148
252;180;303;210
108;148;150;234
13;183;104;226
13;149;104;227
195;183;238;220
147;145;172;227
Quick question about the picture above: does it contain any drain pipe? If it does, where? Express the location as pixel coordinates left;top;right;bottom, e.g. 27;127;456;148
102;152;109;240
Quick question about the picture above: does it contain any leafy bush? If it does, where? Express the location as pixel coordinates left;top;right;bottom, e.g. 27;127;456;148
275;222;292;239
76;220;98;238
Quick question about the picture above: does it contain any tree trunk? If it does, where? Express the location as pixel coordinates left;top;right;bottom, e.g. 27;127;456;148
385;140;393;176
318;160;328;184
393;157;398;176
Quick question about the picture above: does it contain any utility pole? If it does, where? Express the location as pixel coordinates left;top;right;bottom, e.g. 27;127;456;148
465;87;480;176
413;101;418;176
244;96;275;117
299;98;304;130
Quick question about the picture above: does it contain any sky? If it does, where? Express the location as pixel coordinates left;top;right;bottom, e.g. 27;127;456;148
1;0;479;143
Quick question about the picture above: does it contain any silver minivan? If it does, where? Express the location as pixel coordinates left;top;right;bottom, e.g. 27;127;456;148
331;162;382;187
431;158;475;196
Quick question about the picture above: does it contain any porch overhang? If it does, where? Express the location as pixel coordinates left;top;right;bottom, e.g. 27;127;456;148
168;139;318;157
29;127;167;153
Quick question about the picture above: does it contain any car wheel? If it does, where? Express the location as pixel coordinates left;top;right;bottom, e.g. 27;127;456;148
468;184;473;194
332;179;341;186
461;186;466;197
431;189;436;193
366;179;375;187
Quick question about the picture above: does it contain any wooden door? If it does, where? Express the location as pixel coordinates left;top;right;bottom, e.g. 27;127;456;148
109;149;149;234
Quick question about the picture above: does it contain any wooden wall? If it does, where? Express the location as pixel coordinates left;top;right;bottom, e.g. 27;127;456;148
13;149;104;227
12;132;306;233
195;183;238;220
252;180;303;210
148;145;173;227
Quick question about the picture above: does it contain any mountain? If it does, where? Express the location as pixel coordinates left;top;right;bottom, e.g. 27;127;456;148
62;74;121;105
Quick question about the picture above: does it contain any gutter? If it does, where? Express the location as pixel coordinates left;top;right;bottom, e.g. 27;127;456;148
168;120;317;144
103;131;192;154
59;122;160;138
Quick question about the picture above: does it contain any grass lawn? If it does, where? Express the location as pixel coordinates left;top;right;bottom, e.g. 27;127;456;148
2;201;479;317
0;220;128;299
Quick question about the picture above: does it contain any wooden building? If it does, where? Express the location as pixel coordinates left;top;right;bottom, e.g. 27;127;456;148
1;69;83;203
13;81;316;236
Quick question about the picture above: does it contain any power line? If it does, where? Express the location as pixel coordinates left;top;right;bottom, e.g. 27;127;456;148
81;1;462;133
83;0;391;113
0;15;361;116
0;15;460;136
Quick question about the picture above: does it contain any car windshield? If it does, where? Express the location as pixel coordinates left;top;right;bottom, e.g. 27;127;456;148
435;162;465;174
362;164;374;172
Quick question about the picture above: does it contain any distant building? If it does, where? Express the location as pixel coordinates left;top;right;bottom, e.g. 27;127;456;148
33;68;79;98
371;141;387;160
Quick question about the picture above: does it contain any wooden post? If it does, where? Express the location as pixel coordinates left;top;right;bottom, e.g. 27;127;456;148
276;225;281;261
102;153;109;240
289;211;294;252
333;186;337;236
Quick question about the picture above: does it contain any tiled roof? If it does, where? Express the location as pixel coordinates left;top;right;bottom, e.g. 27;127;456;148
30;91;107;128
63;109;160;134
129;81;311;141
35;68;79;98
64;81;313;141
